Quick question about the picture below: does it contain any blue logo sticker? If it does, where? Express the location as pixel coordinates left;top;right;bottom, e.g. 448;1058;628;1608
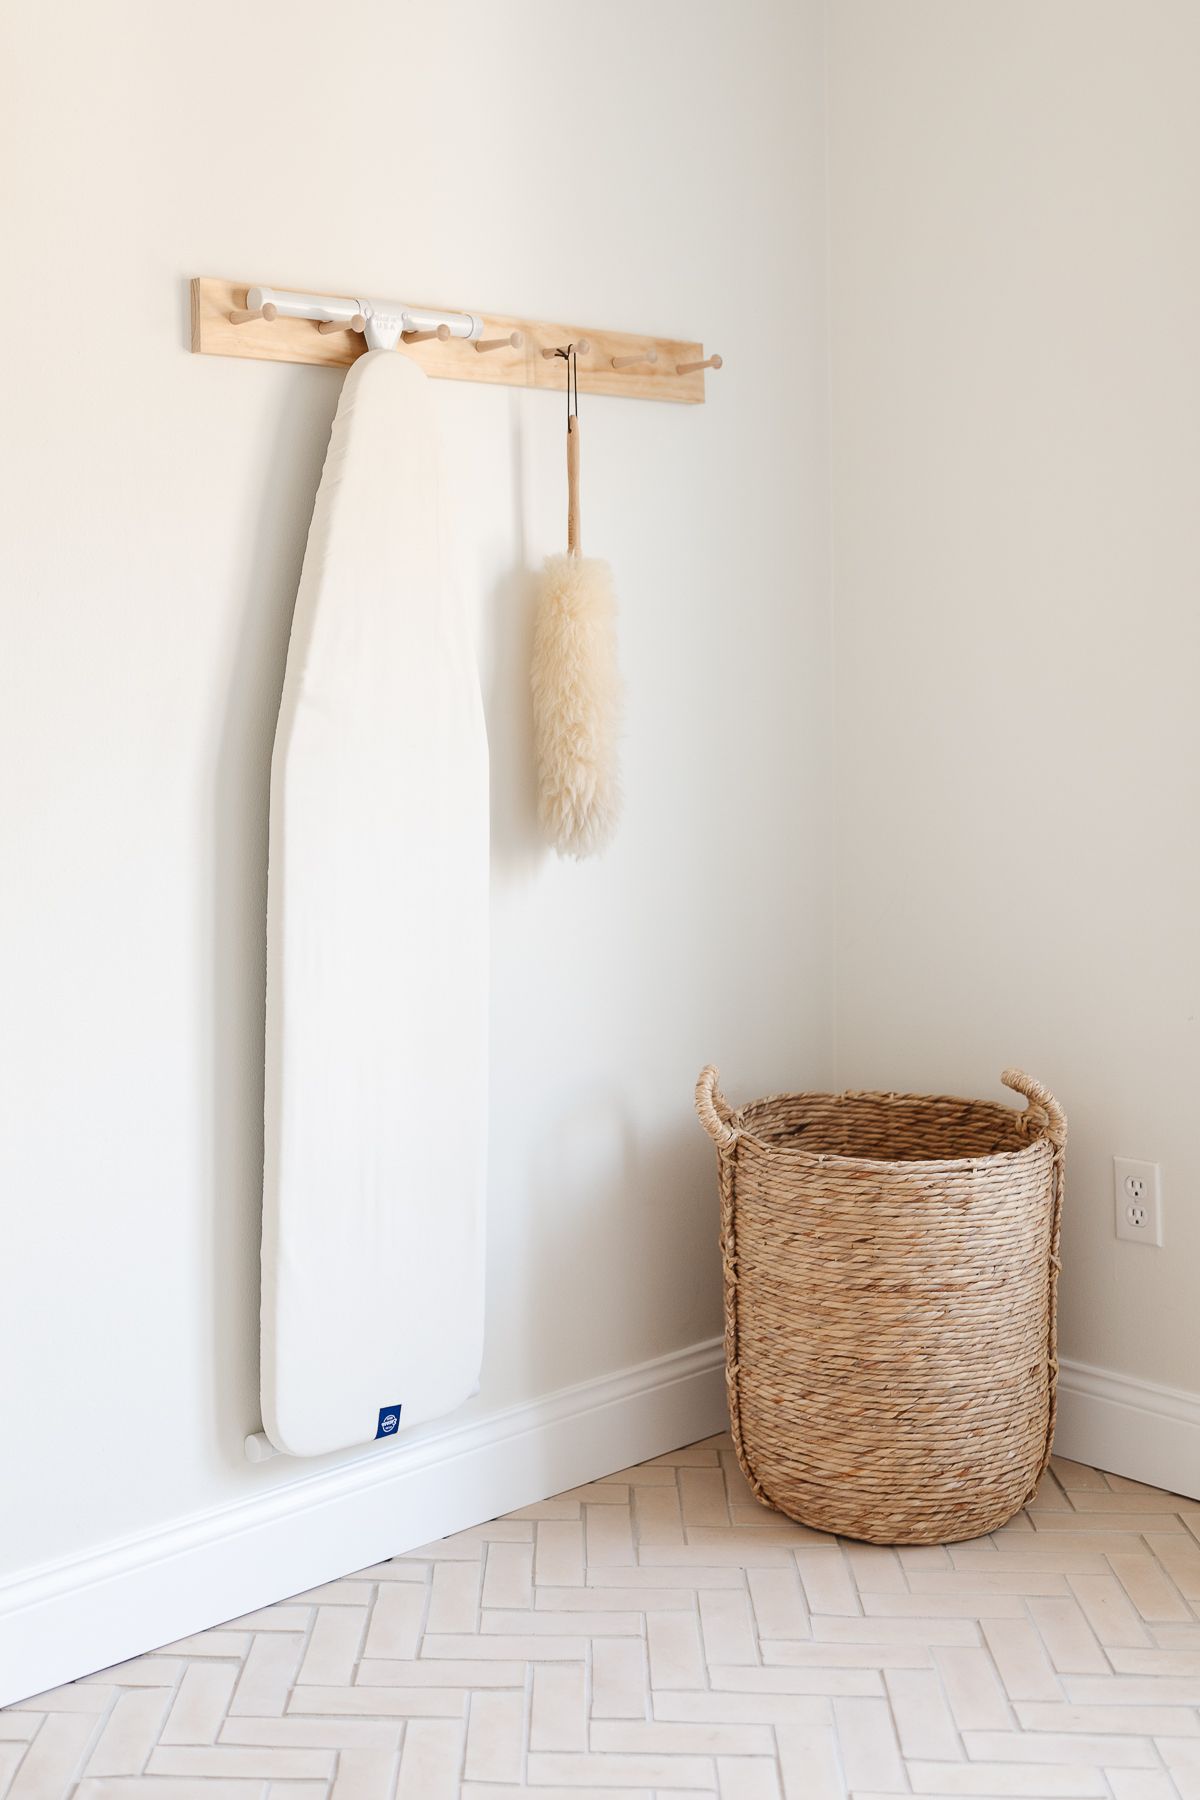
376;1404;402;1440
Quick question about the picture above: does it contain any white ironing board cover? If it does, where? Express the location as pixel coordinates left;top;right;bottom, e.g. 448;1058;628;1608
261;349;489;1459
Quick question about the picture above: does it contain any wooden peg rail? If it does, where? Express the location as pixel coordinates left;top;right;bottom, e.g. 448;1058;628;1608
190;278;716;405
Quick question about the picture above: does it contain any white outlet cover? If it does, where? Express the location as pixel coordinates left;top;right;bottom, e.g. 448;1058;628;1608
1114;1157;1164;1247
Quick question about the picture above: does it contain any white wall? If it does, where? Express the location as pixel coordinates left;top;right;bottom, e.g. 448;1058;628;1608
827;3;1200;1401
0;0;832;1662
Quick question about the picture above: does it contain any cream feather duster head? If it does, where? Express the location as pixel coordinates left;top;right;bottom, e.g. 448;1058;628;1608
530;551;622;859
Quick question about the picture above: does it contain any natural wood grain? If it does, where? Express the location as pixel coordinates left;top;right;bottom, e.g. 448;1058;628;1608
190;280;708;404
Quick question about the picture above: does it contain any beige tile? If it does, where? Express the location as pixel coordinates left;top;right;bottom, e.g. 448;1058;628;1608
1050;1458;1110;1492
607;1461;680;1486
908;1758;1107;1794
1107;1645;1200;1675
584;1504;637;1568
9;1716;103;1800
949;1549;1109;1574
362;1585;425;1659
220;1718;402;1749
1027;1470;1073;1513
638;1543;795;1568
654;1691;830;1726
1015;1700;1199;1733
504;1499;581;1522
529;1663;586;1751
480;1541;533;1610
1062;1672;1200;1705
934;1647;1012;1730
10;1685;115;1714
0;1744;26;1792
1026;1598;1109;1673
0;1718;41;1741
699;1588;759;1666
909;1569;1069;1597
395;1717;464;1799
633;1484;685;1546
864;1592;1026;1619
1106;1552;1193;1622
424;1559;481;1634
717;1754;783;1798
330;1746;400;1800
288;1686;466;1716
463;1688;524;1782
1066;1574;1154;1647
593;1718;772;1754
1145;1532;1200;1599
147;1745;333;1779
555;1481;631;1504
156;1632;252;1658
538;1585;693;1612
589;1563;743;1589
646;1612;706;1689
962;1729;1158;1767
354;1658;523;1687
679;1467;731;1529
775;1723;845;1800
846;1544;906;1593
745;1565;809;1641
535;1520;585;1587
76;1783;263;1799
159;1662;240;1745
710;1662;877;1697
648;1445;721;1466
526;1749;715;1786
812;1615;980;1646
421;1631;587;1660
763;1639;933;1668
885;1667;962;1758
86;1689;172;1776
223;1606;314;1631
481;1607;641;1636
1029;1511;1188;1534
227;1634;306;1718
592;1638;650;1720
1106;1775;1181;1800
833;1695;905;1792
83;1658;184;1688
980;1618;1063;1701
295;1604;367;1686
794;1549;858;1617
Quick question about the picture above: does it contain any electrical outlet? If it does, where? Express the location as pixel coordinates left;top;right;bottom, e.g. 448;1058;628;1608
1114;1157;1163;1246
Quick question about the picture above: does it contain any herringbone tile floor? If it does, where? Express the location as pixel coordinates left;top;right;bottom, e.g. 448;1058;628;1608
5;1434;1200;1799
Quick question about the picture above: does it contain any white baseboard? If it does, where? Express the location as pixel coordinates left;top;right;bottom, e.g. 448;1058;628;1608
1056;1357;1200;1501
0;1336;726;1707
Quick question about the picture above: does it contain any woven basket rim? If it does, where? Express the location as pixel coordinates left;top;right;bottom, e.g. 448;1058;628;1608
727;1089;1054;1173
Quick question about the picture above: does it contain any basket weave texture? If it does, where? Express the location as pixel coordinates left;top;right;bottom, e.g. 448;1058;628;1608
695;1067;1066;1546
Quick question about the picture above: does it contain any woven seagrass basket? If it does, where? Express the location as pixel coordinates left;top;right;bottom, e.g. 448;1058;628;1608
695;1066;1066;1545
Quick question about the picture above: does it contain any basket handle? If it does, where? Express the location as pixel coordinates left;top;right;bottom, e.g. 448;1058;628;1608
1002;1067;1067;1147
695;1065;738;1149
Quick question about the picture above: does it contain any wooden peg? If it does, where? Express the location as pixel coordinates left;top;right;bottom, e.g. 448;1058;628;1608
229;302;278;325
317;313;365;336
403;323;452;343
676;353;723;375
474;330;524;354
541;338;591;359
611;348;658;370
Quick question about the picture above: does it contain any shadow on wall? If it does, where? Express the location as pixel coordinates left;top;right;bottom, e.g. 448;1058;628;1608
486;396;543;876
208;368;344;1474
515;1095;721;1395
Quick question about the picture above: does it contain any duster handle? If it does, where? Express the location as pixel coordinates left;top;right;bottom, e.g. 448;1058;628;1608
567;416;581;557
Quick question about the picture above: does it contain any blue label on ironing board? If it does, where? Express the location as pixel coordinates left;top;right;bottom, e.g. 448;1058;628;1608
376;1404;402;1440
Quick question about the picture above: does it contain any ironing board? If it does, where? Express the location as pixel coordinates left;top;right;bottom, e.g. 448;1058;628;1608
261;350;489;1459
